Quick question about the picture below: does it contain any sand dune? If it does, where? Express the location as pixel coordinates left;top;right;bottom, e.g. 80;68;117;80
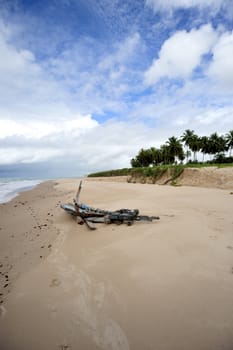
126;166;233;189
0;178;233;350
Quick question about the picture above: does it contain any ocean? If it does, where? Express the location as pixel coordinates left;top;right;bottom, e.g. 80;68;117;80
0;178;43;204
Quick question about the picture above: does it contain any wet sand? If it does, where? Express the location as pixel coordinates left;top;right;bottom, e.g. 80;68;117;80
0;178;233;350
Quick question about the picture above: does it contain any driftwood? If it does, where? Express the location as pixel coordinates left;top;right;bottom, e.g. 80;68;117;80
60;181;160;230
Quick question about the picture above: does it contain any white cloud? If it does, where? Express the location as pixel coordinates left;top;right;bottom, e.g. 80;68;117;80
98;32;141;71
0;119;155;170
0;147;63;165
144;24;218;86
0;20;74;124
0;114;99;167
146;0;225;11
0;98;232;173
0;20;41;78
0;38;36;75
208;31;233;88
0;116;98;139
193;107;233;127
0;19;146;173
18;31;142;118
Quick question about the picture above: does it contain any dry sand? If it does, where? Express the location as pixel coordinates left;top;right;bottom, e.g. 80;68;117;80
178;167;233;189
0;178;233;350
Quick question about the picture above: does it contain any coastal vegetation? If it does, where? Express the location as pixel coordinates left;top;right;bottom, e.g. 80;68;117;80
88;129;233;178
131;129;233;167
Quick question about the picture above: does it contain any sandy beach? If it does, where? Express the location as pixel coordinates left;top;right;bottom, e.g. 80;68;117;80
0;178;233;350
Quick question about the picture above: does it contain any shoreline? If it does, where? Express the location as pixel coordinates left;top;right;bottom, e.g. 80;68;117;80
0;178;45;204
0;178;233;349
0;181;62;304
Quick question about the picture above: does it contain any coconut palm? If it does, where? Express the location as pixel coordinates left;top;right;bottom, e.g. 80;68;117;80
150;147;162;166
131;148;154;167
189;135;201;162
185;149;192;161
160;144;172;164
209;133;227;158
225;130;233;156
166;136;184;163
180;129;195;162
131;157;141;167
200;136;210;162
218;135;228;155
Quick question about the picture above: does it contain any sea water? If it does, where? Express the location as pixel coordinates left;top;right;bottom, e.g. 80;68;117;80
0;178;43;204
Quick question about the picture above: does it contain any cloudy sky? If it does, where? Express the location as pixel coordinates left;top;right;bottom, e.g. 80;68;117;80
0;0;233;178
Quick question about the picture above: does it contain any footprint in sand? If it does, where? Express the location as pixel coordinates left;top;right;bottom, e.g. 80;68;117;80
0;305;7;317
50;278;61;287
209;235;217;240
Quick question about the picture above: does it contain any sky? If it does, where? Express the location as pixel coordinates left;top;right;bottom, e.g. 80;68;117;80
0;0;233;178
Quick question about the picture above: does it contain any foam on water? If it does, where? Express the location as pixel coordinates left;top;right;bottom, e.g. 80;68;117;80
0;179;43;204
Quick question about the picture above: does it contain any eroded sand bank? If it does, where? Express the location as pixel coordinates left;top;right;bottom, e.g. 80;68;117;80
0;179;233;350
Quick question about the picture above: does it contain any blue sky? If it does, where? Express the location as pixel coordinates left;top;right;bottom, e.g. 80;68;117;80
0;0;233;177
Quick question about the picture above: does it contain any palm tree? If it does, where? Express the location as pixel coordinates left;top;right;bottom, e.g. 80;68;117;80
160;144;172;164
189;135;201;162
180;129;195;162
218;135;228;155
225;130;233;156
185;149;192;161
131;158;141;167
132;148;154;167
200;136;210;162
209;133;227;158
150;147;162;166
166;137;184;163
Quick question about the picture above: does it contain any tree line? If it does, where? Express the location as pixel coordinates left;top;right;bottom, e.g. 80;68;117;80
131;130;233;167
